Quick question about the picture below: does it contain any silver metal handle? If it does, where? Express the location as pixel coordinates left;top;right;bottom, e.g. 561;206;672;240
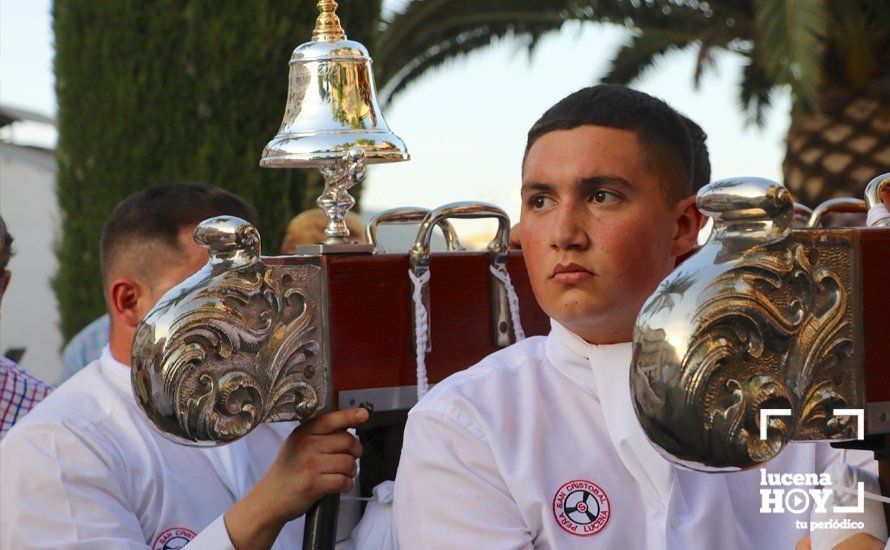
807;198;867;227
864;173;889;210
409;202;510;269
864;173;890;228
792;202;813;227
366;207;464;253
409;202;513;349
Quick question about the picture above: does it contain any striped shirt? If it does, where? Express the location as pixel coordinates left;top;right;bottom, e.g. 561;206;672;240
0;356;52;438
59;314;110;384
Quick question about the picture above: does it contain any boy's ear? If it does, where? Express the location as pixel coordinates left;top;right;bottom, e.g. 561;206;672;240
108;278;148;329
671;195;704;258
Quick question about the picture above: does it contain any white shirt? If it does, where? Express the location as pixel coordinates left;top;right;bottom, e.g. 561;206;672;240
394;321;874;549
0;347;308;549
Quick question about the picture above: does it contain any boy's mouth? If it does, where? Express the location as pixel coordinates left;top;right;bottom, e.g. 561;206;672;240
551;263;594;284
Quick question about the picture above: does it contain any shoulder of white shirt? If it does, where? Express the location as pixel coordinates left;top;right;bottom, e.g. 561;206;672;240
3;358;126;442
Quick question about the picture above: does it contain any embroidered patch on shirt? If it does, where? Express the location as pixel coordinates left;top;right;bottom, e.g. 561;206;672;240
552;479;610;536
152;527;197;550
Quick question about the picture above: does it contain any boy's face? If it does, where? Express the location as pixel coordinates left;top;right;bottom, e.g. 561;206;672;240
520;125;694;344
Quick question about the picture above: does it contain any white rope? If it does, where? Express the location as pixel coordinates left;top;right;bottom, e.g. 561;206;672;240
489;264;525;342
409;269;431;401
867;203;890;227
409;265;523;403
831;450;890;504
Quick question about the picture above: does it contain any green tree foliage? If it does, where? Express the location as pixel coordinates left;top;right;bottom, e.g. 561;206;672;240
53;0;381;340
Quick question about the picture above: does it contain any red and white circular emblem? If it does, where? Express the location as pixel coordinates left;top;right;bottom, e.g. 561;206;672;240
552;479;610;536
152;527;196;550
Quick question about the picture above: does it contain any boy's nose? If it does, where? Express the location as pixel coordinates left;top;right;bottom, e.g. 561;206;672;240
550;205;590;250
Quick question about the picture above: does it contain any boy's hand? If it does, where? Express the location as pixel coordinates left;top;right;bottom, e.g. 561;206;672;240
224;407;369;550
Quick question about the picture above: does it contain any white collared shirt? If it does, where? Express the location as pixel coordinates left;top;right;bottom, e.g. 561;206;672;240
393;321;874;549
0;347;306;549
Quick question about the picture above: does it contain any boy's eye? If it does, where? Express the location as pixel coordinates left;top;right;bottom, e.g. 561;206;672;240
529;196;554;210
592;190;620;206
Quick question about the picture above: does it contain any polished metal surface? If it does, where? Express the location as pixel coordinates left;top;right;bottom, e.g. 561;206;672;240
865;173;890;209
338;385;433;413
315;146;367;243
408;202;514;348
631;177;863;471
366;206;464;253
792;202;813;227
293;242;375;255
131;217;328;446
259;1;408;168
807;197;867;227
259;0;408;245
865;173;890;227
866;402;890;435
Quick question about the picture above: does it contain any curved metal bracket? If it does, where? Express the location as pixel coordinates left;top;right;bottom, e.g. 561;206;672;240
865;173;890;228
807;198;867;227
408;202;513;348
366;206;464;253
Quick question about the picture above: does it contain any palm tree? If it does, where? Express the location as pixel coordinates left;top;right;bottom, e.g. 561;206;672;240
374;0;889;206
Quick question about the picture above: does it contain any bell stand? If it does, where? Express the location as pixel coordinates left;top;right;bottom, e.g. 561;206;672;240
298;159;372;550
257;1;410;544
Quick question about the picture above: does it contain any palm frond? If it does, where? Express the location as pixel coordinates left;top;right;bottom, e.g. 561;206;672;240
738;54;777;128
693;27;735;88
825;0;884;87
376;0;582;101
754;0;827;110
375;0;713;104
600;30;693;85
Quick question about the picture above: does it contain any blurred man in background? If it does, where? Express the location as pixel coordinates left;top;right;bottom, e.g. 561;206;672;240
1;182;366;548
0;214;52;439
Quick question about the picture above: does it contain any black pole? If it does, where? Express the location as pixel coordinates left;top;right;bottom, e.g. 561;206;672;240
301;493;340;550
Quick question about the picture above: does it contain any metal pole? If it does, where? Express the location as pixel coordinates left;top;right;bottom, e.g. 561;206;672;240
301;493;340;550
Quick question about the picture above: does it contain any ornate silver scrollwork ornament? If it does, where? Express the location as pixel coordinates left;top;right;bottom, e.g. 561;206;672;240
631;177;863;471
131;217;326;446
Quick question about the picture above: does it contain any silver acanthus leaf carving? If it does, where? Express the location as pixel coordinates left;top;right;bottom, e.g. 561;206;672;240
631;177;862;471
131;216;325;446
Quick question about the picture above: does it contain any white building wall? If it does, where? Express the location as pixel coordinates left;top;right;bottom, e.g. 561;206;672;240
0;144;62;384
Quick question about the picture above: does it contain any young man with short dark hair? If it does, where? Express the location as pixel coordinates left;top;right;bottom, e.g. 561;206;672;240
1;182;367;548
393;85;872;548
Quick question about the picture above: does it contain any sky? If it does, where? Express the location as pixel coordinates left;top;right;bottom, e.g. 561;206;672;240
0;0;791;237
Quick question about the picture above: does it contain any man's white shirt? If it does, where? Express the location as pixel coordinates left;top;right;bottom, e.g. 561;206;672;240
394;320;874;549
0;347;307;549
